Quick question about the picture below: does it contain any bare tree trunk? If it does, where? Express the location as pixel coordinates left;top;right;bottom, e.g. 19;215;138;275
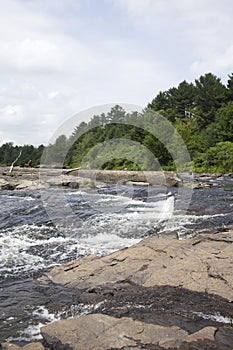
9;150;22;173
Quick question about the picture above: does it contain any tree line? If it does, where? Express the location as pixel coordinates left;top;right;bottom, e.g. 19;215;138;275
1;72;233;173
0;143;45;168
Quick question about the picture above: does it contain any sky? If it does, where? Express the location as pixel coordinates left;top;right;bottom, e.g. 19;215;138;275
0;0;233;146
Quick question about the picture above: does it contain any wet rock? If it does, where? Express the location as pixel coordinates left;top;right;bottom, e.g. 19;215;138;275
191;182;213;189
41;230;233;300
36;230;233;350
62;181;79;189
82;284;233;334
1;183;16;190
214;327;233;347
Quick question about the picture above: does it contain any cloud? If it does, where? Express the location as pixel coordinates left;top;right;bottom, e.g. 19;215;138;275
191;45;233;78
0;104;25;125
0;38;65;74
0;0;233;145
110;0;233;79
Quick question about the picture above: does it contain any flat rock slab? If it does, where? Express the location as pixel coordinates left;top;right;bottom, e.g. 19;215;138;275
0;343;44;350
41;230;233;300
41;314;216;350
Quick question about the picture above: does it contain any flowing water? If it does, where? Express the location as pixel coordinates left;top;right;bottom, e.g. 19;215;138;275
0;179;233;345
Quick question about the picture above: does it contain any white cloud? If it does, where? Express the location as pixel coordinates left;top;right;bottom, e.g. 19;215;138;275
110;0;233;80
191;45;233;78
48;91;60;99
0;104;25;125
0;38;65;74
0;0;233;145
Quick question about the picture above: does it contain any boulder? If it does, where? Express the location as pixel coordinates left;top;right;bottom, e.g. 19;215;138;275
15;180;36;190
1;183;16;190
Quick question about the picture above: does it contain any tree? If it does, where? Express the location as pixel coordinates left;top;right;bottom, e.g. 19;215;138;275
193;142;233;173
214;102;233;142
195;73;227;125
106;105;126;123
226;73;233;101
148;91;171;111
43;135;68;165
148;81;196;120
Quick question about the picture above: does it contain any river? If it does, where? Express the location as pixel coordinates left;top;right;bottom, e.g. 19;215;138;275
0;178;233;345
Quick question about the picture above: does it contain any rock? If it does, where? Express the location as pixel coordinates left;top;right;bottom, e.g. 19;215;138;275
191;182;213;189
66;169;182;187
41;230;233;300
0;344;19;350
0;343;44;350
215;327;233;347
41;314;222;350
126;181;150;186
1;183;16;190
185;327;216;343
62;181;79;189
15;180;36;190
37;230;233;349
41;314;188;350
22;344;44;350
0;167;183;191
0;178;8;187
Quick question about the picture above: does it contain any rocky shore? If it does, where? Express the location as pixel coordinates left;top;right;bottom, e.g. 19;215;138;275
0;166;232;191
0;166;183;190
1;167;233;349
2;228;233;349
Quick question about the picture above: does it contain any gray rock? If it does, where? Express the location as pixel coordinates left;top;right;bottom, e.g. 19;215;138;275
41;314;190;350
0;342;44;350
40;230;233;301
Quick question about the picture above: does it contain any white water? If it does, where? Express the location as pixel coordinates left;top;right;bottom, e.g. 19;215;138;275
1;189;230;276
1;184;233;345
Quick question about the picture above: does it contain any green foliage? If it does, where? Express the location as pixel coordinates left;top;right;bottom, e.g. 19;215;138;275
194;73;227;125
44;69;233;174
214;102;233;142
0;143;45;167
147;71;233;173
227;73;233;101
62;108;176;171
1;72;233;174
193;142;233;173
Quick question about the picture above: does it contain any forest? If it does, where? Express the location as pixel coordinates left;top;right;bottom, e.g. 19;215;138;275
1;72;233;173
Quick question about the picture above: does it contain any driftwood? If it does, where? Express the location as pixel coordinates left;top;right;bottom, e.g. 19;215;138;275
9;150;22;173
24;159;32;168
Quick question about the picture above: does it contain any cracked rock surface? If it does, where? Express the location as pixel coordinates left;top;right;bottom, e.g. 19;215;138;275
34;229;233;349
41;230;233;300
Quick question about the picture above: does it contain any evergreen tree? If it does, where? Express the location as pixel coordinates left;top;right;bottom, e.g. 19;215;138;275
195;73;227;125
226;73;233;101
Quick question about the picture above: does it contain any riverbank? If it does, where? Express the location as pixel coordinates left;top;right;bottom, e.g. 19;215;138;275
0;166;232;191
0;166;181;190
1;168;233;349
2;227;233;349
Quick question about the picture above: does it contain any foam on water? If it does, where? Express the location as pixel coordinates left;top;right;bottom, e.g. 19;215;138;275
2;189;230;276
7;305;61;342
193;311;232;324
1;184;233;344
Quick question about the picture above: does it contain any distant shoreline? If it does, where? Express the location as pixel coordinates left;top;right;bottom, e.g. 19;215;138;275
0;166;232;191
